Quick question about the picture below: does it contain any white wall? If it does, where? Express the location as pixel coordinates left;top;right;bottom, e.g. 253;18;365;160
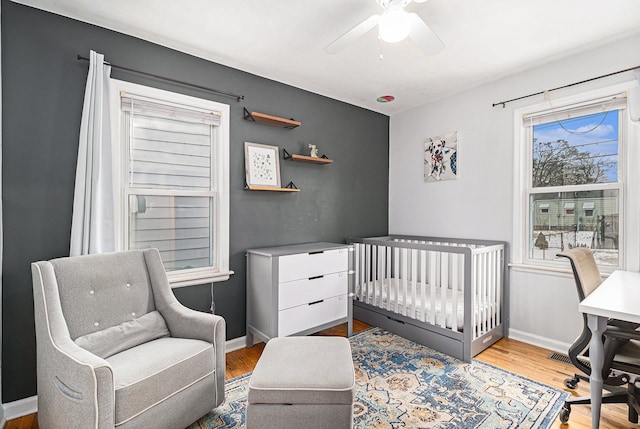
389;33;640;352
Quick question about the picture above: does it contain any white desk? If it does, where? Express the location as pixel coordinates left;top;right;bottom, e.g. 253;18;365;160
578;270;640;429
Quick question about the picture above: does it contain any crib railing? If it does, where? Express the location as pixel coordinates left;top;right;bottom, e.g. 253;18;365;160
348;235;505;341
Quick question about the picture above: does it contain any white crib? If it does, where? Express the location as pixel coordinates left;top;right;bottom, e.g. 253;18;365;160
347;235;507;362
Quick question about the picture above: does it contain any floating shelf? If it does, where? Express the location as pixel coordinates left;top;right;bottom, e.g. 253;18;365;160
245;181;300;192
284;149;333;164
243;108;301;129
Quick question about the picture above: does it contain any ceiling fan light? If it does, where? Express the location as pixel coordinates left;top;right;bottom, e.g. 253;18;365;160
379;9;411;43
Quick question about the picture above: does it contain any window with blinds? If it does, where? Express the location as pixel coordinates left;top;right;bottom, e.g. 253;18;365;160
523;93;626;267
113;82;231;286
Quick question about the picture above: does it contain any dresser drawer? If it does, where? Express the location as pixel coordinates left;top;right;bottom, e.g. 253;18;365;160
278;272;348;310
278;248;349;283
278;294;348;337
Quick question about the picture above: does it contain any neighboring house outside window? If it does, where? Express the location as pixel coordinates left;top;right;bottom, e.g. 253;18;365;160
513;82;640;272
110;80;231;287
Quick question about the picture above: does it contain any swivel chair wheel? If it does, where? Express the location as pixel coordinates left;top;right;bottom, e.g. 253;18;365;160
559;404;571;424
564;376;579;390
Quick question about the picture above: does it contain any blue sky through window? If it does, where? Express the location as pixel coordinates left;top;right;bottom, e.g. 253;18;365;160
533;110;619;183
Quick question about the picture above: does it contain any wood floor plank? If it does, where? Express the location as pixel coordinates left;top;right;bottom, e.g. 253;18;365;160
7;321;636;429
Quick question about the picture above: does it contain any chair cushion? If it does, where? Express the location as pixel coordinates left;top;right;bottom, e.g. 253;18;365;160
74;311;170;359
51;250;156;340
248;337;355;405
106;337;215;426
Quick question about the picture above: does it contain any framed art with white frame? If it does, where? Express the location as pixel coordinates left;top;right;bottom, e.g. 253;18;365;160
244;142;282;188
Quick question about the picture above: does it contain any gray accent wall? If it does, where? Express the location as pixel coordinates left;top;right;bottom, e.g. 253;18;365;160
1;1;389;402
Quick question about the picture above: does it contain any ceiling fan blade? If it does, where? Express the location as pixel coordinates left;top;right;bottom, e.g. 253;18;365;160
324;14;380;54
407;12;444;56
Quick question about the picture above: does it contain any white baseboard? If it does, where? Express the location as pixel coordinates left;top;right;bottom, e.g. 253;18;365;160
3;395;37;421
508;328;572;355
2;336;253;421
226;335;249;353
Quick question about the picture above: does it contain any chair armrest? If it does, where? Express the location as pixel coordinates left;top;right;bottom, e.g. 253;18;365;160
161;301;226;345
605;326;640;341
32;261;115;428
38;337;116;429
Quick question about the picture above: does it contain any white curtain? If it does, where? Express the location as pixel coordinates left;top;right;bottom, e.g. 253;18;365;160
70;50;115;255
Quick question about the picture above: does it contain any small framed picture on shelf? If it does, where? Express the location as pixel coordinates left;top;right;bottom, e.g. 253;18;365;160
244;142;282;188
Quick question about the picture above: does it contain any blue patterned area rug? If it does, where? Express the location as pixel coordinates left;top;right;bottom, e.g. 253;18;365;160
189;328;568;429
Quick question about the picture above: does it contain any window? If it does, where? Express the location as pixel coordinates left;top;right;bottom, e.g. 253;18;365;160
514;82;640;271
583;202;595;217
564;203;575;215
111;80;231;286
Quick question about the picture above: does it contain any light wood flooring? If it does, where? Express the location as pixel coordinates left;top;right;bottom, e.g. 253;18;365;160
6;321;638;429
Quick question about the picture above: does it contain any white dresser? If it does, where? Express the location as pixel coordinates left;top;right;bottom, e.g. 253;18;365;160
246;242;352;346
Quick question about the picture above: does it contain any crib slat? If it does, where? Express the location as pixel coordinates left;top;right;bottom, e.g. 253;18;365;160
401;247;408;317
376;245;385;312
419;248;426;323
429;251;436;325
451;245;458;332
411;248;417;319
495;248;502;327
489;250;496;331
473;253;479;339
440;251;449;329
393;246;400;314
386;245;392;312
482;252;488;335
354;244;361;301
364;244;370;305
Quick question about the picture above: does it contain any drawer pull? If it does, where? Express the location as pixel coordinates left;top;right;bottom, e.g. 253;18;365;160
387;316;406;325
308;299;324;306
308;275;324;280
309;250;324;255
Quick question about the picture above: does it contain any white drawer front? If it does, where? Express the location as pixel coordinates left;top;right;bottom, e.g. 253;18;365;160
278;248;349;283
278;294;348;337
278;272;347;310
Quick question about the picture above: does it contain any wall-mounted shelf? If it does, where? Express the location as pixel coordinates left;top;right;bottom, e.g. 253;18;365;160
243;108;301;129
283;149;333;164
245;181;300;192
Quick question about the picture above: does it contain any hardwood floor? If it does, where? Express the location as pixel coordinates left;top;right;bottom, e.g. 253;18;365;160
6;321;638;429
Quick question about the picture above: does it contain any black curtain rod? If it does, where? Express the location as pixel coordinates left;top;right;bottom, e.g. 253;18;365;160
77;54;244;102
492;65;640;108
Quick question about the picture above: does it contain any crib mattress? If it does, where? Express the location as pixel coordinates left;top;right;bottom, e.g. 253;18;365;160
356;278;492;331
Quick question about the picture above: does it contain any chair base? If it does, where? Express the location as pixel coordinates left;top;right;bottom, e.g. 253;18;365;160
560;383;640;424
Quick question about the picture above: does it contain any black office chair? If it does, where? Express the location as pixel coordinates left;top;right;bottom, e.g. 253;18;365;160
557;248;640;424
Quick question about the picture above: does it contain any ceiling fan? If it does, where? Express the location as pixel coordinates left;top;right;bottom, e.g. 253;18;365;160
324;0;444;57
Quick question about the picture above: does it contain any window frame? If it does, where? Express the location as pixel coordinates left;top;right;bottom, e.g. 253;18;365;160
110;79;232;287
512;81;640;274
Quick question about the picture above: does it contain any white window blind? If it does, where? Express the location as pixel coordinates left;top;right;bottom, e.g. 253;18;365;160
121;93;221;125
522;94;627;127
121;92;220;275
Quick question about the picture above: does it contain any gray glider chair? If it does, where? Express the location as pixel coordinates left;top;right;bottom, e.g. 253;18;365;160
31;248;226;429
557;248;640;424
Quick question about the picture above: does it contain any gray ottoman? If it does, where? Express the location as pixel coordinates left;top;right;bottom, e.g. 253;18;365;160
246;336;355;429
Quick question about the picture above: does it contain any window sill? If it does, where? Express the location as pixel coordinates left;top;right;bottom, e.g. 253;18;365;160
168;270;235;288
509;262;611;278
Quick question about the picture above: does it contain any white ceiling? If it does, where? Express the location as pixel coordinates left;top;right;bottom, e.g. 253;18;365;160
12;0;640;115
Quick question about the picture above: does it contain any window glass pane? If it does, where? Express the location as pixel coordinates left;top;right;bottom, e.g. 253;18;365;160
532;110;618;187
129;115;212;191
128;195;214;271
529;190;619;265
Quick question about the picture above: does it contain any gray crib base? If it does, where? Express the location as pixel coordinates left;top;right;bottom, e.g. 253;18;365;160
354;301;503;362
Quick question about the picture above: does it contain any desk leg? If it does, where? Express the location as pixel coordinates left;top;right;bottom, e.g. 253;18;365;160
587;314;608;429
